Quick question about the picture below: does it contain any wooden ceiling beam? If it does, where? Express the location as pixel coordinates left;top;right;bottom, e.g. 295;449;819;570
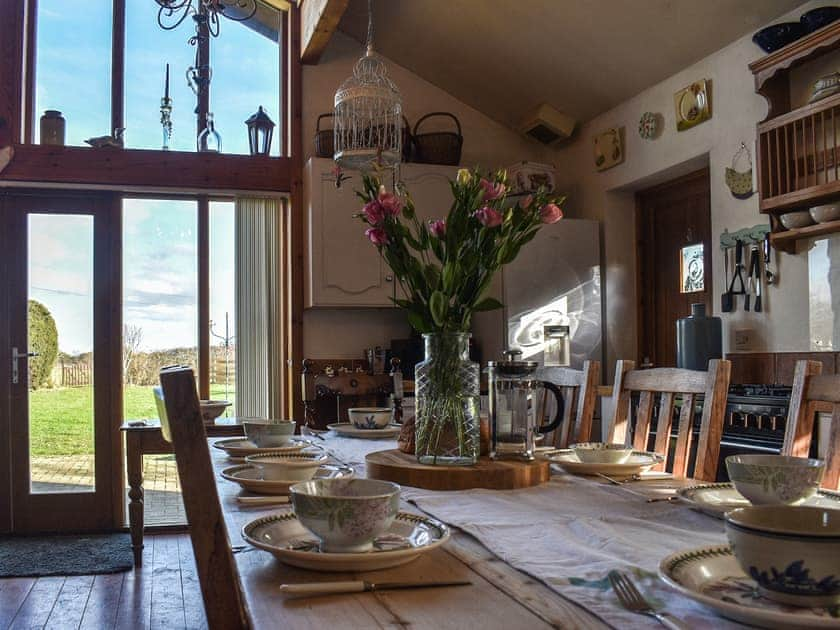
300;0;349;64
0;144;291;194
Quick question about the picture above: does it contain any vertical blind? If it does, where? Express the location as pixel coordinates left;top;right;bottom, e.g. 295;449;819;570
235;197;286;418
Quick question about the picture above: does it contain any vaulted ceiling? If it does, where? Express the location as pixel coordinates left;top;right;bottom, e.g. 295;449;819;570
339;0;803;129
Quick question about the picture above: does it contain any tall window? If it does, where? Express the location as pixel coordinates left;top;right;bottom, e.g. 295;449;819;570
210;201;237;408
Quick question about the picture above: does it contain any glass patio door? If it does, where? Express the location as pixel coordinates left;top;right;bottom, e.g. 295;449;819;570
3;193;120;532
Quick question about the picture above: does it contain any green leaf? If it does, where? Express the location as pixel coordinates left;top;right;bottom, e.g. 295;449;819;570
473;297;504;312
407;310;429;333
429;290;447;327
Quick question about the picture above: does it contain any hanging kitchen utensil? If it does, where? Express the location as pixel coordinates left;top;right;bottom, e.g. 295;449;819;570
744;246;754;311
763;232;776;285
725;143;754;199
746;245;759;312
721;246;734;312
753;245;763;313
724;239;747;313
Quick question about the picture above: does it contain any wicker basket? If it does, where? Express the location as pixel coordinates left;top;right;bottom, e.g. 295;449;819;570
412;112;462;165
314;113;334;158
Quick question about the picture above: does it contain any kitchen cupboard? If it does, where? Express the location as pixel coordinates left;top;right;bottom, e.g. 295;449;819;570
304;157;457;307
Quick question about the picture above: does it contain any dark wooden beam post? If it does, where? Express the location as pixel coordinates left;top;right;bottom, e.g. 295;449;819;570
0;0;27;147
111;0;126;135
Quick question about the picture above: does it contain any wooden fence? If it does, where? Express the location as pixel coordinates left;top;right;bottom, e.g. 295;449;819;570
51;361;92;387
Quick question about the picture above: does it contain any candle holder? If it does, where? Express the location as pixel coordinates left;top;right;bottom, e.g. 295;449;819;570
160;96;173;151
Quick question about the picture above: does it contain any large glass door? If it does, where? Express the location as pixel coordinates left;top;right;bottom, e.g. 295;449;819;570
3;193;120;532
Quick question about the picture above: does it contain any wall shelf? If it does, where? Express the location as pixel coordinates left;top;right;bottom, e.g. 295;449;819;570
751;21;840;251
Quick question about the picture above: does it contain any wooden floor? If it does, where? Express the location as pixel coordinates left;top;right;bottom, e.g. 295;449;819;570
0;534;206;630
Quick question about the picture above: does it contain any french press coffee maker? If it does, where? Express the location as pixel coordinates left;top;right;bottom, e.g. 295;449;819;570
488;349;565;460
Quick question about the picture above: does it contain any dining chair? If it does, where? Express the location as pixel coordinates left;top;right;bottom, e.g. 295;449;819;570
606;359;731;481
159;365;249;630
783;360;840;489
534;361;600;448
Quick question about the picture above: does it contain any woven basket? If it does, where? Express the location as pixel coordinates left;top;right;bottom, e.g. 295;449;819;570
314;113;334;158
412;112;462;165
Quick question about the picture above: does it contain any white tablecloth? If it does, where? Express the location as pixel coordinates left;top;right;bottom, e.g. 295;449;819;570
321;433;744;629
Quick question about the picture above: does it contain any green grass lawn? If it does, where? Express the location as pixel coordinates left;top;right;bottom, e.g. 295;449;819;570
29;384;236;456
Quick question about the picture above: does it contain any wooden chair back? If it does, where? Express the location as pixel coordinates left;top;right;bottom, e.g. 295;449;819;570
159;365;249;630
783;360;840;489
534;361;600;448
606;359;731;481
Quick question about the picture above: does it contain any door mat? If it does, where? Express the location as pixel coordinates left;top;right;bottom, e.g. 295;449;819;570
0;533;133;577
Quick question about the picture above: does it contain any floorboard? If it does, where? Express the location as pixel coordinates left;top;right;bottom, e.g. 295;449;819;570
0;534;205;630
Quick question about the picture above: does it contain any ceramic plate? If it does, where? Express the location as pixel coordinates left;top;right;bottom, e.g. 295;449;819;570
327;423;401;439
212;437;317;459
659;545;840;629
677;482;840;519
221;463;354;495
242;511;449;572
546;450;662;477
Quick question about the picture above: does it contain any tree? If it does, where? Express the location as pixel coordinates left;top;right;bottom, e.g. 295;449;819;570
27;300;58;389
123;324;143;385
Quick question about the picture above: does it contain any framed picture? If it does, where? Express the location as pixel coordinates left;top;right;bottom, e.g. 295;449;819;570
680;243;705;293
674;79;712;131
593;127;624;171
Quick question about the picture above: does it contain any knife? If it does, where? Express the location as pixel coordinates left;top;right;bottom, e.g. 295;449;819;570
763;232;775;285
279;580;472;597
744;245;753;311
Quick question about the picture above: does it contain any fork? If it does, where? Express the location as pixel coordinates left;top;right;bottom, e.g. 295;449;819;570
608;571;688;630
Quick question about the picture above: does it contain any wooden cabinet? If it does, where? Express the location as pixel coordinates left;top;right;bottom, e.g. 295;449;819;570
304;158;457;307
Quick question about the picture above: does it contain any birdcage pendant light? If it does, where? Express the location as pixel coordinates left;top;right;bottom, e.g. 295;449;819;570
333;0;402;171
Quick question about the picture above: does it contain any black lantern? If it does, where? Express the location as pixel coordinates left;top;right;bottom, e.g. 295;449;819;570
245;106;275;156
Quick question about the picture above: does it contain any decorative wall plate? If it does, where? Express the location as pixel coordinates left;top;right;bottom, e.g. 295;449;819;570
593;127;624;171
675;79;712;131
638;111;658;140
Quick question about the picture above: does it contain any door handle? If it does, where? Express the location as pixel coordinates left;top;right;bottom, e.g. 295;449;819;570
11;347;39;385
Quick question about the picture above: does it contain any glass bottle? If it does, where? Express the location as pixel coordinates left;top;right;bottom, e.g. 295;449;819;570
197;113;221;153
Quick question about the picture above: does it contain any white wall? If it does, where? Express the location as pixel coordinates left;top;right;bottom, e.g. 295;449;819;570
302;32;554;358
552;0;833;378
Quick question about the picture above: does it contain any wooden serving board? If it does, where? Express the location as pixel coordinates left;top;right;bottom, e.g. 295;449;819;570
365;449;550;491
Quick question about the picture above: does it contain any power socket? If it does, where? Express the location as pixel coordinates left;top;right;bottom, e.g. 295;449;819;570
734;329;753;351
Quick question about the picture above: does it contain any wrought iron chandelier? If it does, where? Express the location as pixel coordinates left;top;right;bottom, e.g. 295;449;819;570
155;0;257;42
333;0;402;171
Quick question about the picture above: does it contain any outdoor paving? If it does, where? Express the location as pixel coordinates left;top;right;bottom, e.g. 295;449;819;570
31;454;186;526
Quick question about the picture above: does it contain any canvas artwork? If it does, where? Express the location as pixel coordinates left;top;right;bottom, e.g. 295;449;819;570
593;127;624;171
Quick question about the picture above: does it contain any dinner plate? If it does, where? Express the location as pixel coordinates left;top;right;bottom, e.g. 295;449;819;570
677;482;840;519
327;423;401;439
221;463;355;495
659;545;839;629
242;511;449;572
212;437;317;459
545;450;662;477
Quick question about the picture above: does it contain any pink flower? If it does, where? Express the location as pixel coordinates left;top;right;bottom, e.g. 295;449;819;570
363;200;385;225
518;194;533;209
428;219;446;238
474;206;503;228
365;227;389;245
378;191;403;216
540;203;563;224
480;178;507;201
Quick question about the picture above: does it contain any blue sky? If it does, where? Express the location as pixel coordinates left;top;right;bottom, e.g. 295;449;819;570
30;1;278;353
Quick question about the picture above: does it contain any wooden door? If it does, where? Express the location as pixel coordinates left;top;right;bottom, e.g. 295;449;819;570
637;169;712;368
1;192;121;532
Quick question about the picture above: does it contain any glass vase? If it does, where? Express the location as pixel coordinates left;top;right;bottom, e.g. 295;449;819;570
415;332;479;466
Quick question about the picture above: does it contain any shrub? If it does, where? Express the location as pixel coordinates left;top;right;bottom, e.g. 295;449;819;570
28;300;58;389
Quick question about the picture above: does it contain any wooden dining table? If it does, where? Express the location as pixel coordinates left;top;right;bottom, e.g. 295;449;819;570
212;435;722;629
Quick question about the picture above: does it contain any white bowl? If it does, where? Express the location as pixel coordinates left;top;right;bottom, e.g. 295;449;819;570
725;506;840;606
725;454;825;505
809;203;840;223
244;452;328;481
348;407;392;430
242;418;296;448
200;400;231;423
290;478;400;553
570;442;633;464
779;210;815;229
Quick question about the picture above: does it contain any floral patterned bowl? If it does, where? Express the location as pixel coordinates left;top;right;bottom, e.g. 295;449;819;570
725;454;825;505
348;407;392;430
570;442;633;464
290;478;400;553
245;451;328;481
242;418;296;447
725;506;840;606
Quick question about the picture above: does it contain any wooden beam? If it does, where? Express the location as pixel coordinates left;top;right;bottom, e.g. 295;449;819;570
0;0;26;147
300;0;349;64
0;144;292;193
